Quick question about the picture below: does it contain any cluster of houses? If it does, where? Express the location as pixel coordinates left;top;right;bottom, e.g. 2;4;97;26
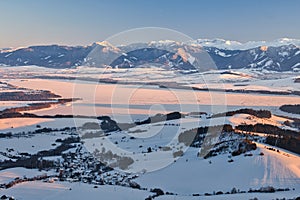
51;144;140;188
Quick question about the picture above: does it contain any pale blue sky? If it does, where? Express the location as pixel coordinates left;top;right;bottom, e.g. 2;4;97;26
0;0;299;48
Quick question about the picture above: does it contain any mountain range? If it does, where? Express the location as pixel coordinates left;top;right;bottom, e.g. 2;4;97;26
0;38;300;72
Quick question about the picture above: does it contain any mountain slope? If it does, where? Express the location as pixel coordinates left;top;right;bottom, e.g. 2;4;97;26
0;45;93;68
205;44;300;71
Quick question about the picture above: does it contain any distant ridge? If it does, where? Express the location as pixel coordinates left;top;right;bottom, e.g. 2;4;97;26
0;38;299;72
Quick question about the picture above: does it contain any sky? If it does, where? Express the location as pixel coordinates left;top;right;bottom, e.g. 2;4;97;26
0;0;300;48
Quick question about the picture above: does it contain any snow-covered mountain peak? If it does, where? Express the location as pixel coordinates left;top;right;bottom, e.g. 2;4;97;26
194;38;300;50
149;40;177;45
191;38;242;49
0;47;26;53
95;41;114;47
94;41;121;53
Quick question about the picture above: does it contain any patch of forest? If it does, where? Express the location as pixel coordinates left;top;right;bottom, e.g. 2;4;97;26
0;98;79;116
178;124;234;147
0;91;61;101
211;108;272;118
191;87;300;96
279;104;300;114
135;112;182;125
236;123;300;155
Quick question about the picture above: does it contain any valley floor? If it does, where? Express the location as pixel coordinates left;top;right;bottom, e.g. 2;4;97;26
0;68;299;200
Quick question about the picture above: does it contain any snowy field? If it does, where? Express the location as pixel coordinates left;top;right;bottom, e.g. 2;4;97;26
0;118;97;133
0;128;72;161
0;118;53;130
2;180;300;200
2;180;151;200
0;168;50;183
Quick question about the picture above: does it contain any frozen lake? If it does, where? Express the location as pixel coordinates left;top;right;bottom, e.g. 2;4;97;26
6;79;300;120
